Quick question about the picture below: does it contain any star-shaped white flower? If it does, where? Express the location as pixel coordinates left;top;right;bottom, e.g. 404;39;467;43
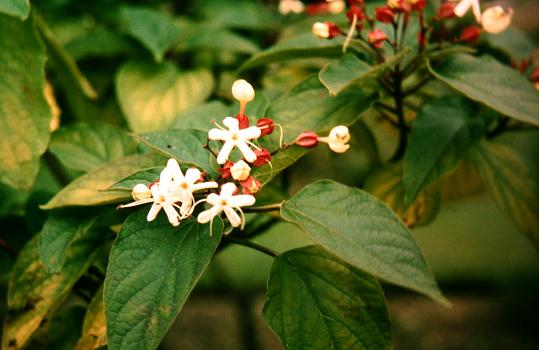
454;0;482;23
208;117;261;164
119;167;181;226
197;183;255;228
165;159;218;215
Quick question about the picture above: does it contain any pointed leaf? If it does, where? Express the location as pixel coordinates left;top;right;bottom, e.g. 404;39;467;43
428;54;539;126
263;245;391;350
0;0;30;20
104;212;223;350
281;180;446;304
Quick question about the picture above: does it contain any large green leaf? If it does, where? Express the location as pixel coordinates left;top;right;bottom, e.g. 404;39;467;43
41;153;163;209
0;0;29;20
240;33;344;71
2;230;104;350
198;0;277;30
139;129;216;175
176;24;260;54
104;211;223;350
484;27;536;60
108;168;161;192
264;245;391;350
428;54;539;126
74;286;107;350
49;123;137;172
469;136;539;247
319;50;410;96
116;61;214;133
281;180;446;304
0;14;52;189
170;101;229;131
403;96;488;206
118;5;181;62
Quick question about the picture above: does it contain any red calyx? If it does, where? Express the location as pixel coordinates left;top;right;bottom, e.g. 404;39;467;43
411;0;426;12
219;161;234;179
149;180;159;190
236;113;249;129
327;22;341;38
295;131;319;148
530;67;539;82
376;7;395;23
257;118;275;136
252;148;271;167
459;25;481;43
240;176;261;194
437;2;456;19
347;5;365;23
368;29;388;49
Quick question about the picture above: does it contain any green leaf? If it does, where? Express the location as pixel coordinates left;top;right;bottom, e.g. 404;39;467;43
171;101;229;131
118;5;181;62
469;136;539;247
116;60;214;133
0;14;52;189
30;306;86;350
108;168;162;192
198;0;277;30
49;123;137;172
484;27;536;60
104;211;223;350
66;28;137;60
74;286;107;350
365;162;440;228
319;50;410;96
240;33;345;71
176;26;260;54
41;153;163;209
253;146;309;185
138;129;216;176
428;54;539;126
281;180;446;304
263;245;391;350
0;0;30;20
403;95;488;206
2;229;104;350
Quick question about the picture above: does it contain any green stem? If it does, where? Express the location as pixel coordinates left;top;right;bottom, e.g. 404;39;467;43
225;237;279;258
243;203;282;213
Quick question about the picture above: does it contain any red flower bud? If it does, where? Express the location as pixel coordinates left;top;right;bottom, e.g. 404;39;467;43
236;113;249;129
411;0;426;12
437;2;456;19
219;161;234;179
252;148;271;167
240;176;261;194
347;5;365;23
368;29;388;49
256;118;275;136
459;25;481;43
375;7;395;23
295;131;319;148
530;67;539;82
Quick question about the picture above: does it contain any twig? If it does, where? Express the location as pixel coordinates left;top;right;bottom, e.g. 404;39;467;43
224;237;279;258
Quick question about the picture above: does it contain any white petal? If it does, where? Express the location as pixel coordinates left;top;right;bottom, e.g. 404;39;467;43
147;203;162;222
163;203;180;226
159;168;173;195
223;117;239;131
454;0;472;18
482;6;512;33
150;184;160;199
132;183;151;200
166;159;184;179
180;199;192;216
224;206;242;227
238;126;262;140
228;195;256;208
118;198;154;208
208;128;229;141
197;206;222;224
216;140;235;164
236;141;257;163
329;142;350;153
206;193;222;206
471;0;482;22
191;181;218;192
185;168;201;184
220;183;238;198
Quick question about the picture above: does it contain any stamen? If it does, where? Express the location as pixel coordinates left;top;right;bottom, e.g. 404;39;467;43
276;123;284;148
246;140;262;151
343;14;358;53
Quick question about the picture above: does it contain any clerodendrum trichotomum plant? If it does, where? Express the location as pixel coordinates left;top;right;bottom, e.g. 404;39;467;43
1;0;538;349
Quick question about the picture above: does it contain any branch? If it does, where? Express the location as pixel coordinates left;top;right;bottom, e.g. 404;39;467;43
224;237;279;258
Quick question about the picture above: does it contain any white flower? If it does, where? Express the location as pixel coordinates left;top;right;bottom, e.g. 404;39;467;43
328;0;345;14
481;6;513;34
208;117;261;164
132;183;152;200
231;160;251;181
318;125;351;153
232;79;255;103
453;0;482;23
165;159;218;216
312;22;330;39
119;167;181;226
197;183;255;228
279;0;305;15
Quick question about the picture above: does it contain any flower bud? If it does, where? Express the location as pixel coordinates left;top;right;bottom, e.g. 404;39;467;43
409;0;426;12
241;176;261;194
375;7;395;23
437;2;456;19
231;160;251;181
459;25;481;43
328;0;346;14
252;148;271;167
347;5;365;23
279;0;305;15
368;29;388;49
388;0;411;12
481;6;513;34
132;183;151;201
232;79;255;103
236;113;250;129
312;22;340;39
327;125;351;153
257;118;275;136
220;161;234;179
295;131;319;148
